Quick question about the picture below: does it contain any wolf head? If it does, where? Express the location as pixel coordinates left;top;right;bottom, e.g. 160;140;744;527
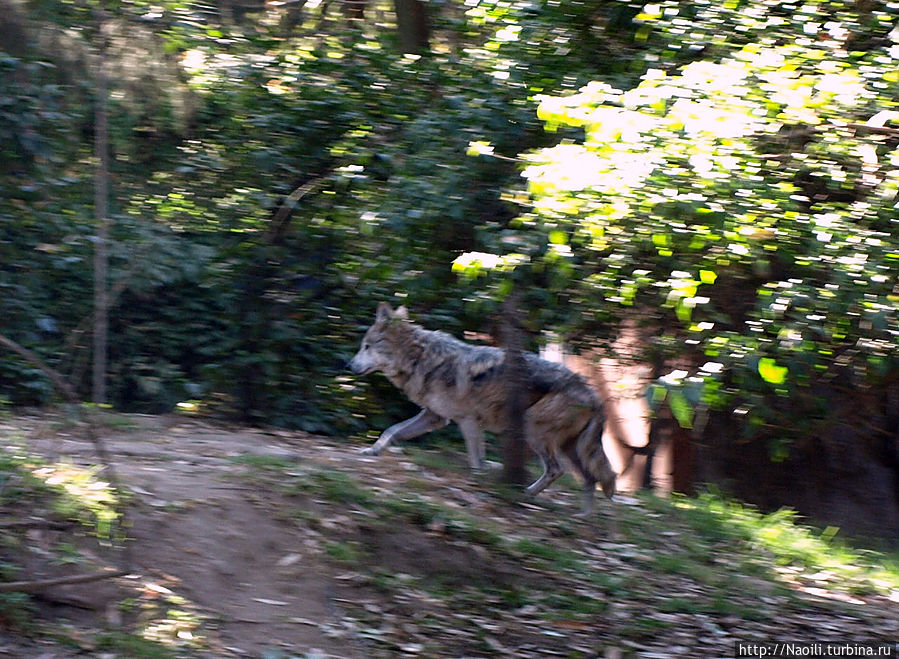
347;302;410;377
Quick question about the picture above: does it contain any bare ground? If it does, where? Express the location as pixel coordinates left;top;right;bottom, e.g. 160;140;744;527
1;412;897;658
3;414;363;657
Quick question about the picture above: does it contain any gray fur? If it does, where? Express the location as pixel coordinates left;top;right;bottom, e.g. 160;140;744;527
349;302;616;513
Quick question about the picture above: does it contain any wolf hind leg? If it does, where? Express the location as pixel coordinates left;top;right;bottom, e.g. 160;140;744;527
520;398;567;497
456;417;487;471
576;414;616;500
524;454;564;497
524;449;564;497
555;413;616;515
362;408;448;456
561;442;598;516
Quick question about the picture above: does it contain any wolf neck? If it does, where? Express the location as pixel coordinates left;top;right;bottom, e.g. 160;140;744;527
382;324;428;393
383;324;459;404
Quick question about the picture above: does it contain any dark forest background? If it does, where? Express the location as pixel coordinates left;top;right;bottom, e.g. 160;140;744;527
1;0;898;537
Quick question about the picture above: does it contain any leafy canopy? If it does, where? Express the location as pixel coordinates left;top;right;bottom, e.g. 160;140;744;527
460;0;899;441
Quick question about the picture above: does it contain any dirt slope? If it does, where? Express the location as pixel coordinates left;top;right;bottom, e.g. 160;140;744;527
2;413;898;658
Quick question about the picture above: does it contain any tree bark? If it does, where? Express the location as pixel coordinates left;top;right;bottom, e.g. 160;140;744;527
0;0;29;56
92;24;110;405
279;0;309;37
393;0;429;54
501;294;528;486
343;0;367;21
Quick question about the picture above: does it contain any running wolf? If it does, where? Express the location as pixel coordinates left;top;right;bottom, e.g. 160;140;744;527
348;302;616;513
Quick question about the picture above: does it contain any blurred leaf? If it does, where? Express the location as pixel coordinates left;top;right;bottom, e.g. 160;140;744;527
758;358;788;385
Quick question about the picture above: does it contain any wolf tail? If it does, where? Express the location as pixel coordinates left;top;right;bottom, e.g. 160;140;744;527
575;410;616;500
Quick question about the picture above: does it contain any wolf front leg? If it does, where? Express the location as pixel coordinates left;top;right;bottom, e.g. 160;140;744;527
361;408;448;456
455;417;487;471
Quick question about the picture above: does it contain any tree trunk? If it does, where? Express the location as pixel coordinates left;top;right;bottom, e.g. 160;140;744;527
343;0;367;21
0;0;29;56
393;0;429;54
279;0;309;37
501;295;528;486
92;26;110;405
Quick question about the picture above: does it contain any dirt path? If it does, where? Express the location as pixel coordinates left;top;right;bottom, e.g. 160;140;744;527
21;414;366;658
6;413;899;658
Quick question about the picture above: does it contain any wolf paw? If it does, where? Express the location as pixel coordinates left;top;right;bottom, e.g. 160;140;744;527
360;446;381;456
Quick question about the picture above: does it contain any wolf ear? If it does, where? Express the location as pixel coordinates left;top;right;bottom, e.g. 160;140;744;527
376;301;394;323
394;305;409;320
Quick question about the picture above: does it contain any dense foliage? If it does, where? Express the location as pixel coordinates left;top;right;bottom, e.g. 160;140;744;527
0;0;641;431
459;0;899;450
1;0;897;459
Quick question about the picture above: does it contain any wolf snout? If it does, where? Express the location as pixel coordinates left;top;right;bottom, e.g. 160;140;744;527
346;357;368;375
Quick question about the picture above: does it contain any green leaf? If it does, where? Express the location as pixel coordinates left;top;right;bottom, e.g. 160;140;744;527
548;230;567;245
649;383;668;407
675;303;692;323
669;390;694;429
758;358;788;385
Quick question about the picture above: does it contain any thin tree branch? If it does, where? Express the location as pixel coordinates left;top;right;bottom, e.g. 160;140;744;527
265;176;327;243
843;122;899;137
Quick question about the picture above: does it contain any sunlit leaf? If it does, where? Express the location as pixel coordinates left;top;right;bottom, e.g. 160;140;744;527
758;358;788;385
548;230;567;245
669;390;694;429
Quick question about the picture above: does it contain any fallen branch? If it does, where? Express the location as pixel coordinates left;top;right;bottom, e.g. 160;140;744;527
0;569;128;594
0;519;72;530
0;334;115;465
0;332;131;569
0;335;79;404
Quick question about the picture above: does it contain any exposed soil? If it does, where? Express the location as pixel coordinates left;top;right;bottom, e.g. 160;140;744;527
1;412;897;658
1;415;358;656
